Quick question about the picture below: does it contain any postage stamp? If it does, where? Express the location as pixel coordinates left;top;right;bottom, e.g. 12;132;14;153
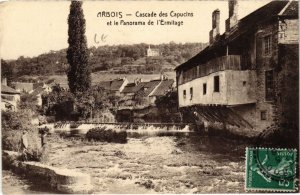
245;147;297;192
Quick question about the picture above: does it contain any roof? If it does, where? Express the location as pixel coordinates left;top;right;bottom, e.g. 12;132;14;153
1;85;21;94
175;1;297;71
122;83;137;93
280;1;298;17
12;82;34;92
33;82;44;89
150;79;174;96
31;86;46;96
135;80;161;97
98;79;126;91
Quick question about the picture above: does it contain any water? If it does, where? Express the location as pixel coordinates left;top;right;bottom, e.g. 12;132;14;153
4;124;251;194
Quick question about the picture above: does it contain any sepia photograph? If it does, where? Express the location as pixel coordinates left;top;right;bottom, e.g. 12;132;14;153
0;0;299;194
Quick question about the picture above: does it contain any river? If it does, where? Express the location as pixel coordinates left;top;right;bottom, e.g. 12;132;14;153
3;129;252;194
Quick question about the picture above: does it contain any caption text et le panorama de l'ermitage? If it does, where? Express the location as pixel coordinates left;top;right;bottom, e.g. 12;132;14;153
97;11;194;27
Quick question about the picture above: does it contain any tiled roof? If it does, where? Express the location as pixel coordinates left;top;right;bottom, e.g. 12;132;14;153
150;79;174;96
98;79;125;91
135;80;161;97
33;82;44;89
122;83;137;93
280;1;298;16
1;85;21;94
175;1;295;71
12;82;34;92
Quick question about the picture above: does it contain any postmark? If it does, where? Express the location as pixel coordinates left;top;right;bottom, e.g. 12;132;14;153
246;147;297;192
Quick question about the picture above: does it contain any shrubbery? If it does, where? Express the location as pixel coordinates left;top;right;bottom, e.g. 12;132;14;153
86;127;127;143
2;110;45;162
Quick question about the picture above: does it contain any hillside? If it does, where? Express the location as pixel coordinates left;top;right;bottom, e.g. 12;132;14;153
4;42;207;79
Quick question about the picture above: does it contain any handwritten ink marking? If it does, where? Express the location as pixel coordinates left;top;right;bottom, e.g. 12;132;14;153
94;33;108;44
101;34;108;42
94;33;99;44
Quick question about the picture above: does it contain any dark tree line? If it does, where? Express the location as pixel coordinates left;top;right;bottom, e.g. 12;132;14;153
3;43;207;78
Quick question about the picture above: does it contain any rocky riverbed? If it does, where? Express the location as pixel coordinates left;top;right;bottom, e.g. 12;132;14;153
3;132;251;194
43;133;249;193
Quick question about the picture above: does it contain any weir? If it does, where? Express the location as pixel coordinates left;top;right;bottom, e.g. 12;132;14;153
40;122;196;136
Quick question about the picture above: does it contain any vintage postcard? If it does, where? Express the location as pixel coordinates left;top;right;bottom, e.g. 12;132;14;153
0;0;299;194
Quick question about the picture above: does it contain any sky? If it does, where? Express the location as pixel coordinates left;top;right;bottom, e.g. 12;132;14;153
0;0;270;60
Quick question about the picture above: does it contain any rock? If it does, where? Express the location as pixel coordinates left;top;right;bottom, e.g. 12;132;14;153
135;179;155;189
171;148;183;155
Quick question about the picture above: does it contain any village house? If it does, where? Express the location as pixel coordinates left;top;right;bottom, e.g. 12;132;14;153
11;82;34;93
119;76;175;107
175;0;298;135
147;45;160;57
148;79;175;103
97;78;128;96
117;76;175;122
1;85;21;112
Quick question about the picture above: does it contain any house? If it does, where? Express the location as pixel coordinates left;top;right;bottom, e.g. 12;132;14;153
1;85;21;111
147;45;160;57
148;79;175;103
30;87;47;106
97;78;128;96
135;80;162;104
175;0;298;135
12;82;34;93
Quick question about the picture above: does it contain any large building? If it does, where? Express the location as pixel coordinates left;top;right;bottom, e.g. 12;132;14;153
147;45;160;57
175;0;298;135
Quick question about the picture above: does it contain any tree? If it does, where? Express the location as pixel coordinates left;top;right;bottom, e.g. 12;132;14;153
67;1;91;94
1;59;14;85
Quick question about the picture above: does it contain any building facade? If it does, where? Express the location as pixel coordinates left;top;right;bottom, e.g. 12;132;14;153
147;45;160;57
175;0;299;135
1;85;21;112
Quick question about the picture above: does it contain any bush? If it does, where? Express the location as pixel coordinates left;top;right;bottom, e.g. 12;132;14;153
86;127;127;143
2;110;45;162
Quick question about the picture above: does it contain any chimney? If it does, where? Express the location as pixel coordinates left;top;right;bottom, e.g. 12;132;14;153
1;78;7;86
225;0;238;32
209;9;220;44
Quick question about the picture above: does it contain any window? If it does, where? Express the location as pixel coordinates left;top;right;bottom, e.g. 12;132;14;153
214;76;220;92
183;90;186;99
261;111;267;120
243;81;247;86
265;70;274;101
203;83;207;95
190;87;193;100
264;35;272;55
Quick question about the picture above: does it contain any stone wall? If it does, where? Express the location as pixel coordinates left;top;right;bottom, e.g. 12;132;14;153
2;150;92;194
276;44;299;127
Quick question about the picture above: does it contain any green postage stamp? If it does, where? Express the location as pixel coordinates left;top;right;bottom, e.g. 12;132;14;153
246;147;297;192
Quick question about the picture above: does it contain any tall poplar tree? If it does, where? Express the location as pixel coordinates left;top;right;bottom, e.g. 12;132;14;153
67;1;91;94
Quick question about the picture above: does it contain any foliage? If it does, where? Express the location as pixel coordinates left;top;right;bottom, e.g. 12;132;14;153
2;110;43;161
155;91;181;122
1;59;15;85
86;127;127;143
42;84;75;120
19;93;39;112
42;84;119;121
6;42;207;77
67;1;91;94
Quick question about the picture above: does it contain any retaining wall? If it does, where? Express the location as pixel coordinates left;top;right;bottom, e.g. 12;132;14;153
2;150;92;194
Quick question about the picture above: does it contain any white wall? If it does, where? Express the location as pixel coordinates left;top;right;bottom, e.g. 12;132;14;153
178;70;256;107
